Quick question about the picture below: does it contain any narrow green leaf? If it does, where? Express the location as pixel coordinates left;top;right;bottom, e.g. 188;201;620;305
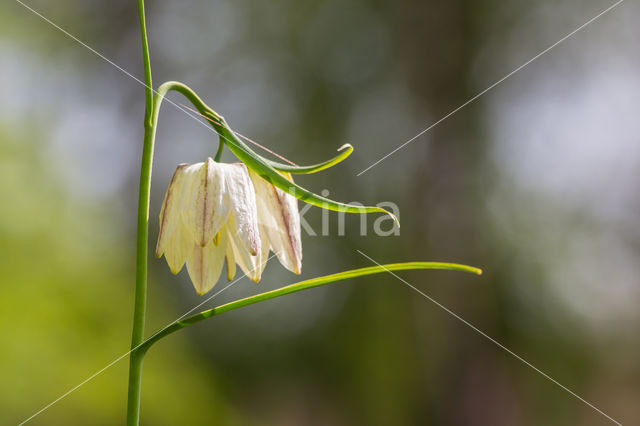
210;115;399;224
139;262;482;353
266;143;354;174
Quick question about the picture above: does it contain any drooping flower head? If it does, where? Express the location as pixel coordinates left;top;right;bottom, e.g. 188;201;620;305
156;158;302;295
155;108;396;296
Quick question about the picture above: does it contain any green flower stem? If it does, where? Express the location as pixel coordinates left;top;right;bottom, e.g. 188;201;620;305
214;138;225;162
151;81;399;224
216;121;398;222
127;0;153;424
137;262;482;354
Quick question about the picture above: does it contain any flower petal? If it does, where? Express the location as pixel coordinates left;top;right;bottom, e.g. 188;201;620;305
258;222;271;275
249;170;302;274
157;164;186;257
186;230;228;295
174;162;204;242
223;163;261;256
157;164;190;272
181;159;230;247
163;222;192;274
226;217;261;282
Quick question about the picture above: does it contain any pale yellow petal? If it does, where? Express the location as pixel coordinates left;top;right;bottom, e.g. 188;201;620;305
223;163;261;256
258;223;271;276
195;158;230;246
272;180;302;274
163;222;191;274
186;230;227;295
249;170;302;274
156;164;188;258
226;222;261;282
178;162;205;243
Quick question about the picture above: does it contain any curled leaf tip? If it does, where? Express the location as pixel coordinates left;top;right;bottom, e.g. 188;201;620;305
254;141;354;175
372;207;399;227
391;212;400;228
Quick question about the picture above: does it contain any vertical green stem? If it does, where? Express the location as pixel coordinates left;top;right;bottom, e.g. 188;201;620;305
127;0;154;424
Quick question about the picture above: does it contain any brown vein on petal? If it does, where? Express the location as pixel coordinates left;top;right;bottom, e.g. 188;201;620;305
274;185;301;273
199;159;210;247
194;245;205;295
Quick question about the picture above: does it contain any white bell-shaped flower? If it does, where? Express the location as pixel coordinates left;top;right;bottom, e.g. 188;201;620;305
156;158;303;295
156;158;262;294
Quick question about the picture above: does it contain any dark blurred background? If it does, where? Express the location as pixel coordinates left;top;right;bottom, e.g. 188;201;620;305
2;0;639;424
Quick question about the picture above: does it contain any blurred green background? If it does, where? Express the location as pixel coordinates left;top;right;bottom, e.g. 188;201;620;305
2;0;639;424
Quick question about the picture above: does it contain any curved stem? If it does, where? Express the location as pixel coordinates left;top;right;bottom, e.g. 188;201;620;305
218;121;398;222
151;81;399;224
137;262;482;354
214;138;224;162
127;0;153;424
